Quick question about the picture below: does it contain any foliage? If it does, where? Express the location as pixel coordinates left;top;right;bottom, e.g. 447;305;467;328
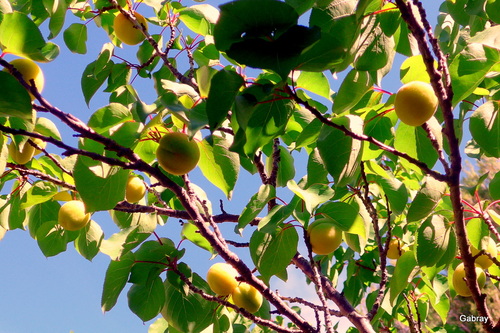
0;0;500;332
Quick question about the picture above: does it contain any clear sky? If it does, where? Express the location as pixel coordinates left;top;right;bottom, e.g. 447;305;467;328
1;2;443;332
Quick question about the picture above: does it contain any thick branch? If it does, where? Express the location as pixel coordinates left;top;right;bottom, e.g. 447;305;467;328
395;1;496;331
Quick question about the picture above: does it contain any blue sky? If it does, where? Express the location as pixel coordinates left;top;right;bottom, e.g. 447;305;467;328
0;2;444;332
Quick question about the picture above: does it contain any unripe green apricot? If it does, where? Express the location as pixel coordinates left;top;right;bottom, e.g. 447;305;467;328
307;218;343;255
156;132;200;175
394;81;438;126
452;263;486;297
232;282;263;313
8;140;36;165
206;263;239;296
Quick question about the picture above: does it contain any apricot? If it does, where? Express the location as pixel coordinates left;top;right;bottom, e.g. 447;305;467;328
113;12;148;45
206;263;239;296
452;263;486;297
307;218;343;255
156;132;200;175
232;282;263;313
394;81;438;126
125;175;146;203
58;200;91;231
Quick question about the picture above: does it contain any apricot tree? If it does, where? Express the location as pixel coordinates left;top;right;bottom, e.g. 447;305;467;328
1;0;500;332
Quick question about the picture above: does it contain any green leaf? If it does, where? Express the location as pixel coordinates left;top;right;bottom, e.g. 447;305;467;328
407;177;447;223
36;220;68;257
75;220;104;261
449;44;500;107
81;59;114;106
469;100;500;158
206;69;244;131
88;103;133;134
490;171;500;200
28;200;60;238
47;0;66;39
466;218;490;249
0;72;33;119
63;23;87;54
232;92;294;156
317;115;363;187
198;135;239;199
21;181;57;209
177;4;219;36
316;201;365;237
353;26;394;72
250;226;298;282
376;175;408;215
214;0;319;78
35;117;62;141
128;277;165;322
400;55;436;84
415;215;452;267
100;220;156;260
333;70;373;114
74;155;129;212
148;318;169;333
436;228;456;267
390;250;417;304
163;270;217;333
296;71;330;99
0;12;47;61
257;201;295;232
101;252;135;312
394;122;439;170
181;223;214;254
129;239;179;285
287;180;334;213
238;184;275;231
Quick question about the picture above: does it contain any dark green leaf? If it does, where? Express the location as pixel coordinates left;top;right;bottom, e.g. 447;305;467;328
75;221;104;261
333;70;373;114
74;155;129;212
250;226;298;281
101;252;135;312
198;135;239;199
449;45;500;107
128;277;165;322
407;177;447;223
316;201;365;237
206;69;244;131
163;270;217;333
490;171;500;200
390;250;417;304
469;100;500;158
63;23;87;54
0;72;33;119
81;59;114;106
36;220;68;257
415;215;452;267
317;115;363;186
238;184;275;231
